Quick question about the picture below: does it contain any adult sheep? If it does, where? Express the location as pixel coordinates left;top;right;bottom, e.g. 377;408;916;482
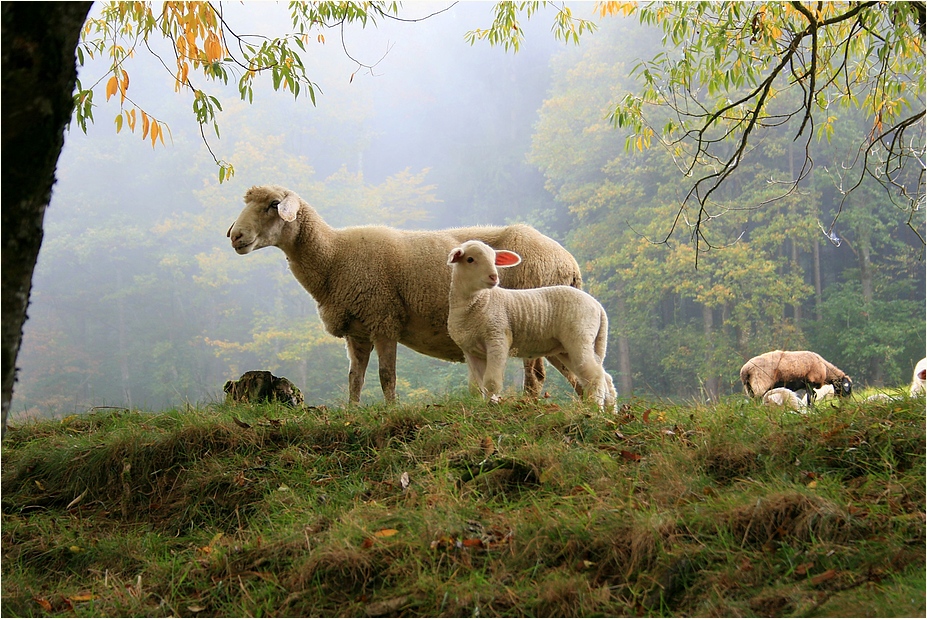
226;185;583;404
446;240;617;411
740;350;852;398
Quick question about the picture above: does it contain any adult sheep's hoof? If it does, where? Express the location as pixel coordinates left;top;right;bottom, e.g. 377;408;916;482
224;370;304;407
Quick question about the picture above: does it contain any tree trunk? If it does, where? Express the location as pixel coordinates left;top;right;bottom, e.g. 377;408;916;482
1;2;92;437
702;304;720;401
613;291;632;396
812;238;822;322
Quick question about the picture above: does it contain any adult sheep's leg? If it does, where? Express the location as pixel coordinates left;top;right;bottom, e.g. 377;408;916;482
345;336;373;404
522;358;545;397
546;355;584;397
374;338;398;403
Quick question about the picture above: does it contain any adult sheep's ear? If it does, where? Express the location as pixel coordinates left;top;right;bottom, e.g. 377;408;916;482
277;194;300;222
448;248;464;265
494;250;521;268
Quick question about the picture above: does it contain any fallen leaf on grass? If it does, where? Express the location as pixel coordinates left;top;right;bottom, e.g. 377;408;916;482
232;417;251;429
620;450;642;462
373;528;399;538
794;562;815;576
187;604;206;612
68;592;95;602
400;471;411;490
810;569;837;585
34;597;52;611
461;538;484;548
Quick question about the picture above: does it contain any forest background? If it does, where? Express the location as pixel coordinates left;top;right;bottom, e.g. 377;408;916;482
11;3;925;419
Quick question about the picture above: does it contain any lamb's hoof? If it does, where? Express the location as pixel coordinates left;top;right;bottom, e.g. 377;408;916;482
489;394;502;405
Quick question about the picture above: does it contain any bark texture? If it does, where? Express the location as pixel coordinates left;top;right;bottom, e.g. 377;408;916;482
2;2;93;436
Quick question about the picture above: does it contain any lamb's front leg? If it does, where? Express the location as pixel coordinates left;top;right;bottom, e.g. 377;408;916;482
464;352;487;396
481;342;510;402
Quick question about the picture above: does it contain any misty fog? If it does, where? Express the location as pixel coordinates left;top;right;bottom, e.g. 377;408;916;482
11;3;925;421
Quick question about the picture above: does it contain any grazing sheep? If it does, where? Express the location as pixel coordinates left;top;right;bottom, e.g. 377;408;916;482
740;350;852;399
227;185;584;404
911;357;926;396
224;371;304;407
762;387;808;411
446;240;617;411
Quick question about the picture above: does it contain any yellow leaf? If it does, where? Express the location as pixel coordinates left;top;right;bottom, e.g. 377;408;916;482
317;33;325;44
141;112;150;139
807;480;818;489
373;528;399;538
150;121;159;147
115;113;124;133
105;75;118;101
204;32;223;62
34;480;45;490
69;545;84;553
69;592;95;603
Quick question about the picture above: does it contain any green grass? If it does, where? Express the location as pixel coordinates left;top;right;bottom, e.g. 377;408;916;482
2;393;924;617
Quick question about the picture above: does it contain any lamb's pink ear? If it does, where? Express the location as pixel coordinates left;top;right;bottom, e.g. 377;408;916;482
447;248;464;265
277;194;300;222
494;250;521;268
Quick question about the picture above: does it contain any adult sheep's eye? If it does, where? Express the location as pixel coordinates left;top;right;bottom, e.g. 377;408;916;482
267;200;280;212
467;257;474;263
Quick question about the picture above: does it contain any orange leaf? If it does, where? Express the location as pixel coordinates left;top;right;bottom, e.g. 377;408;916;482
373;528;398;538
620;450;641;462
810;569;837;585
362;537;375;548
141;112;150;139
69;592;95;603
105;75;118;101
204;32;223;62
461;538;484;548
34;597;52;612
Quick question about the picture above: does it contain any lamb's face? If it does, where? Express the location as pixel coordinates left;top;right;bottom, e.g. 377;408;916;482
448;240;523;294
448;241;503;291
227;185;299;254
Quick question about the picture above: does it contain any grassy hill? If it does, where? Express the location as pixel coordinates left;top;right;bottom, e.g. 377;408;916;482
2;393;924;617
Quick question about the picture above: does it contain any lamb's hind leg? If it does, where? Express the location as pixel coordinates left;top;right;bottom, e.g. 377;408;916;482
560;350;608;410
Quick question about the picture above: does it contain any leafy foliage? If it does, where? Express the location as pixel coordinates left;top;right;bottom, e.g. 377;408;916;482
73;1;408;182
597;1;925;248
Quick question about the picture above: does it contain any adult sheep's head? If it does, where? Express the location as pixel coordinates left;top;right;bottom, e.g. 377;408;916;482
227;185;301;254
835;375;852;397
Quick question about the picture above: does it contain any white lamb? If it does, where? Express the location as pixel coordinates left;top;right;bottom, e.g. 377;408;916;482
446;240;617;411
227;185;585;404
911;357;926;396
762;387;808;412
